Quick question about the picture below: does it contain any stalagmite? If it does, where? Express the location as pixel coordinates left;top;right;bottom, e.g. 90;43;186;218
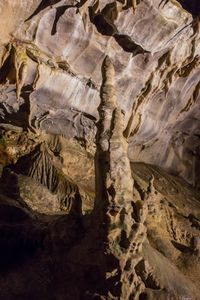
95;55;150;299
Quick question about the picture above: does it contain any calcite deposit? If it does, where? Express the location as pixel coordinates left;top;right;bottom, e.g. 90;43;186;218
0;0;200;299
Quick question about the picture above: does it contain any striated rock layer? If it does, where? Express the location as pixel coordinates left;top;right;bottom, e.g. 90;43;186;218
0;0;199;186
0;1;200;299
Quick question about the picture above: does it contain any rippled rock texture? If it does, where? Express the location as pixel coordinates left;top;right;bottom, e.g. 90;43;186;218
0;0;200;299
0;0;199;186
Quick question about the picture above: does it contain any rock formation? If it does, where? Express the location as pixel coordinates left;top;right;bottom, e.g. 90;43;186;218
0;0;200;299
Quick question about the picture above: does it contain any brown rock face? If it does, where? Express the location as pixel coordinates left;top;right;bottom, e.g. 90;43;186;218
0;1;200;299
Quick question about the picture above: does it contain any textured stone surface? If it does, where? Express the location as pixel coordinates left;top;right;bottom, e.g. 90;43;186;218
0;0;199;187
0;0;200;299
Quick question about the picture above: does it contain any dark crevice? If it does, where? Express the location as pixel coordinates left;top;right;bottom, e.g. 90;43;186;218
90;11;149;55
134;179;146;200
171;240;191;253
0;226;40;273
135;260;161;290
114;34;149;54
177;0;200;17
0;52;12;84
188;214;200;230
101;2;118;23
93;14;118;36
51;5;74;35
25;0;63;21
158;0;168;8
119;230;131;249
139;293;148;300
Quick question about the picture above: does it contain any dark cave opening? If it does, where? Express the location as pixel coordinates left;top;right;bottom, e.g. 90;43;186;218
177;0;200;16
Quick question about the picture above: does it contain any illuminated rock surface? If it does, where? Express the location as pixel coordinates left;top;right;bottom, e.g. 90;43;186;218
0;1;200;299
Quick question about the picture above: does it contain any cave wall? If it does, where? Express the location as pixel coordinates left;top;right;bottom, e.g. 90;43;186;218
0;0;200;187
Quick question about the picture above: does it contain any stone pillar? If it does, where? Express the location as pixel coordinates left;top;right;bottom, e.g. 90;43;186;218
94;56;150;299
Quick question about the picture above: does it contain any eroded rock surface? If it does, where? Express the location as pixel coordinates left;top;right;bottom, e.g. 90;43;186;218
0;0;199;186
0;1;200;299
